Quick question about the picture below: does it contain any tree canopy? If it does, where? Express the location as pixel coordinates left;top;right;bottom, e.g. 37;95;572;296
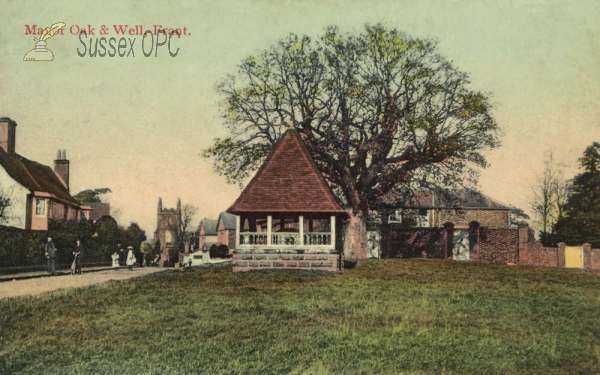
553;142;600;247
74;188;112;204
203;24;501;257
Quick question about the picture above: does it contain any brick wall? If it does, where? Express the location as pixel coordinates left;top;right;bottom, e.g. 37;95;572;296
523;241;560;267
233;253;340;272
380;227;446;259
591;249;600;270
476;228;519;264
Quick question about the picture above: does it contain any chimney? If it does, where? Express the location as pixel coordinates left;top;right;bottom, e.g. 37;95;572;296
0;117;17;154
54;149;70;191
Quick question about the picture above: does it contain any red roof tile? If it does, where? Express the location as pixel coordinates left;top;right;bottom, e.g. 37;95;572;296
227;130;345;214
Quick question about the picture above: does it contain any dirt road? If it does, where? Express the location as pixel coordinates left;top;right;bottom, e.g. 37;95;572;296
0;267;169;300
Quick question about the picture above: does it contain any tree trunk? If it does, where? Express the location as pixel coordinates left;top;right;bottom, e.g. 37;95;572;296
343;210;368;260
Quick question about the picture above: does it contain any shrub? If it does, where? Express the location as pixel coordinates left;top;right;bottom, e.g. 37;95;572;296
209;244;229;259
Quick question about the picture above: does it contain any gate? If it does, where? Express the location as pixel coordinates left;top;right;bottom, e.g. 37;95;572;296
452;230;470;261
565;246;583;268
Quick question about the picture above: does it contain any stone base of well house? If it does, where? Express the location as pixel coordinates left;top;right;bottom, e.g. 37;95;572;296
233;250;341;272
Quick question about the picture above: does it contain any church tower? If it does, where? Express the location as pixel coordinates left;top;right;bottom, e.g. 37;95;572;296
153;197;181;266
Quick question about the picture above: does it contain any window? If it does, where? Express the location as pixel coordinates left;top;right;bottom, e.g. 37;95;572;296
388;210;402;223
416;209;430;227
35;198;46;217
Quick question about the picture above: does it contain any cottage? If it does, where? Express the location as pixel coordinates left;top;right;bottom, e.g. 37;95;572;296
227;130;346;272
0;117;92;230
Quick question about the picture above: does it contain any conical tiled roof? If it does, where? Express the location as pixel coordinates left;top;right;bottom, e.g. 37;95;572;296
227;130;345;214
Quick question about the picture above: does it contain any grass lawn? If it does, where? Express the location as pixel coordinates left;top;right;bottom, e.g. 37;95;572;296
0;259;599;375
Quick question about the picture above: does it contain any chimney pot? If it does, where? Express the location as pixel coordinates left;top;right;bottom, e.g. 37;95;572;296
54;149;70;191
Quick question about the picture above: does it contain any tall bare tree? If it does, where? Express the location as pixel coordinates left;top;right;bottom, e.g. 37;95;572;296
178;203;198;245
203;25;501;258
531;151;569;236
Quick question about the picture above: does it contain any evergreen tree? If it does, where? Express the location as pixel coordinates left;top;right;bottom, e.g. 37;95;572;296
553;142;600;246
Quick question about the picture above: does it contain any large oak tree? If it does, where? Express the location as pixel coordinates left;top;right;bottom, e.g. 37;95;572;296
203;25;501;258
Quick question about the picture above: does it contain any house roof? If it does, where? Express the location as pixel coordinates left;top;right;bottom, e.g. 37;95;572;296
227;130;345;214
0;149;78;206
217;212;236;231
378;189;511;210
199;219;218;236
88;203;111;221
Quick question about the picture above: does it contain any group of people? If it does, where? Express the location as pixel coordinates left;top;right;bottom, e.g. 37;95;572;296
44;237;157;276
111;245;137;271
44;236;83;276
110;244;160;270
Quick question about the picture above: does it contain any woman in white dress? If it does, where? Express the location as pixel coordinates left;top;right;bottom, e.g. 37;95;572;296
111;252;120;268
126;246;136;271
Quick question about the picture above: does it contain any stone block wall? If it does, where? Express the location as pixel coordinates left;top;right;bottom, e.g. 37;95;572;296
233;253;340;272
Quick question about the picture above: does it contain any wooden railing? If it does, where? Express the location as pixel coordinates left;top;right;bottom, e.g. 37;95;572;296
239;233;268;245
238;232;332;247
271;233;301;245
304;233;332;245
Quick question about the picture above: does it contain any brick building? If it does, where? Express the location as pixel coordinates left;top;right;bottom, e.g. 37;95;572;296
0;117;92;230
216;212;236;251
198;218;218;251
377;189;512;229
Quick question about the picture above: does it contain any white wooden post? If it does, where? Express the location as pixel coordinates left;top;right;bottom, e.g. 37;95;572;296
299;215;304;246
330;215;336;249
235;215;241;248
267;215;272;246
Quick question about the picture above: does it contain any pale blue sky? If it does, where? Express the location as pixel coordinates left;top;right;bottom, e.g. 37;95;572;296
1;0;599;235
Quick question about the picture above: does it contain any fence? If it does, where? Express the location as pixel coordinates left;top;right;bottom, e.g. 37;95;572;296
379;221;600;271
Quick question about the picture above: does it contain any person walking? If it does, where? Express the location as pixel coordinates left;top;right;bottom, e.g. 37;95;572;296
71;239;83;275
111;251;120;269
45;236;57;276
126;246;135;271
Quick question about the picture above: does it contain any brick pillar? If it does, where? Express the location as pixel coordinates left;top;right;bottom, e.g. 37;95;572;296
557;243;566;268
468;221;480;262
518;221;529;265
443;222;454;259
582;243;592;270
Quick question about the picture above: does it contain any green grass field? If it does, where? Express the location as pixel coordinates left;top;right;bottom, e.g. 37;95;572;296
1;260;599;375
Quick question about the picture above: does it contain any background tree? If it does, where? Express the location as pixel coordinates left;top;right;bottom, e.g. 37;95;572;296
73;188;112;203
0;185;13;224
203;25;501;258
178;203;198;247
509;207;530;228
553;142;600;247
531;152;570;244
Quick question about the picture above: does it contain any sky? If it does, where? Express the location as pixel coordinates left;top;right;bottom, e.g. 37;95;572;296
1;0;599;237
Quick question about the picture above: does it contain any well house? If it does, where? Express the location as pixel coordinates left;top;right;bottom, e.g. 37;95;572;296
227;130;345;272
